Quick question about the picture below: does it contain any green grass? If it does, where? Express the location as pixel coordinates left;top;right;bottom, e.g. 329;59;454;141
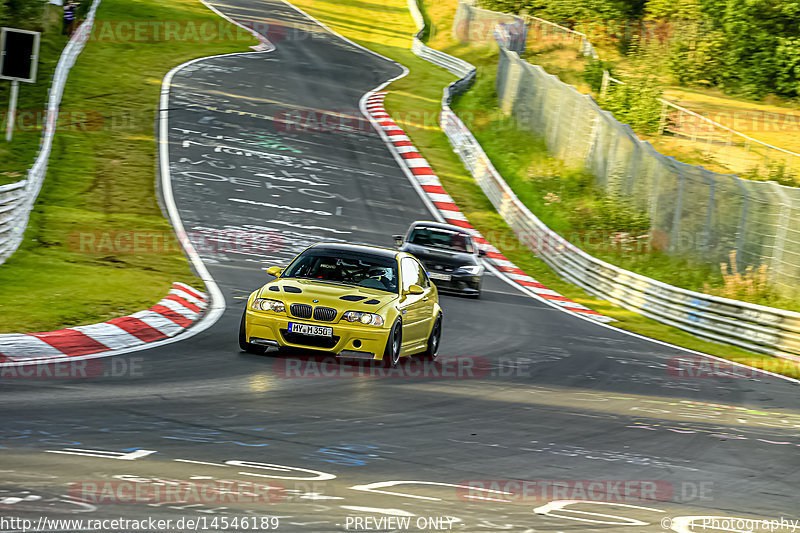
285;0;800;378
0;0;257;333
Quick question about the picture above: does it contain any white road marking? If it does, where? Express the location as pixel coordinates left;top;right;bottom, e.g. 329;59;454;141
350;480;511;501
174;459;230;467
533;500;663;526
45;448;157;461
340;506;415;516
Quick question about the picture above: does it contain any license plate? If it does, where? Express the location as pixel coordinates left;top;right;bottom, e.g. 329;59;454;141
428;272;452;281
289;323;333;337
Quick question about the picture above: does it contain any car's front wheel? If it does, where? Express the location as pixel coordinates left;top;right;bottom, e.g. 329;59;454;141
383;319;402;367
238;310;265;354
423;314;442;359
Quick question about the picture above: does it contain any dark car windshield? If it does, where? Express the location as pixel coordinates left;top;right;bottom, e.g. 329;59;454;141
282;250;399;293
408;227;474;253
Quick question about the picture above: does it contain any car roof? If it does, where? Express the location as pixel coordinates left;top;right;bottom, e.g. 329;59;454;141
308;242;401;259
409;220;473;235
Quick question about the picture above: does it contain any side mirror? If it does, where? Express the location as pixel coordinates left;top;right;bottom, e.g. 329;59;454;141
266;266;283;277
478;249;487;257
405;284;425;295
393;235;404;247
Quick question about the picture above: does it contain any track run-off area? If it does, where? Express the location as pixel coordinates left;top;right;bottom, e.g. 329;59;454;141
1;1;798;532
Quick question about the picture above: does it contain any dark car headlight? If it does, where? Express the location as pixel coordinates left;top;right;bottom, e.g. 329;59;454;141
456;265;484;275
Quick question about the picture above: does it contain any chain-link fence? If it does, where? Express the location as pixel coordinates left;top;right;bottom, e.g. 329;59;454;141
455;1;800;298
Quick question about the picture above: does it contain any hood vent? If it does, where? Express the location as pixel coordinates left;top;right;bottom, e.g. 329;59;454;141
340;295;366;301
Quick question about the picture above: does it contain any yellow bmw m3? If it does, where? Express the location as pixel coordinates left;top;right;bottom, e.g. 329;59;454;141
239;242;443;365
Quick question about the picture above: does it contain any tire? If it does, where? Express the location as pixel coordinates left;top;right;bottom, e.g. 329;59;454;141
238;310;265;354
423;314;442;359
383;319;402;367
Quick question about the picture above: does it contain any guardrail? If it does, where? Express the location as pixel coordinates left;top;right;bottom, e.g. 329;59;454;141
407;0;800;361
0;0;102;264
408;2;474;81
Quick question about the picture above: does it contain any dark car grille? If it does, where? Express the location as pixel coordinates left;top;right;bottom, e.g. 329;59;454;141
290;304;313;319
425;263;455;273
280;330;340;349
313;306;337;322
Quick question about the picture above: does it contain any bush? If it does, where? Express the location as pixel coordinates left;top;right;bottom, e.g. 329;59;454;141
0;0;48;30
600;75;663;134
583;57;614;92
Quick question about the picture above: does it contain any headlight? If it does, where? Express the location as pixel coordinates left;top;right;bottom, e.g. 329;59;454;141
457;264;484;275
343;311;384;326
252;298;285;312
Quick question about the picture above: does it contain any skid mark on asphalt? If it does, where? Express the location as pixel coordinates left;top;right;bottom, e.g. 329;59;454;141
396;381;800;430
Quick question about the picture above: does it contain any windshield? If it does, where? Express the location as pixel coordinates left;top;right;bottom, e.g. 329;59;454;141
408;227;474;253
282;250;399;293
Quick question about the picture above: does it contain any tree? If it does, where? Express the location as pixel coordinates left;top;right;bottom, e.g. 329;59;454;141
485;0;800;97
720;0;800;96
646;0;704;19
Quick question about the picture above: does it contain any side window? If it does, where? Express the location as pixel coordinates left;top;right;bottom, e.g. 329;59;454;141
401;258;420;292
416;260;430;288
401;257;429;290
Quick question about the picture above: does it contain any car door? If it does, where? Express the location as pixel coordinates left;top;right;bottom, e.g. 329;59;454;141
399;257;428;348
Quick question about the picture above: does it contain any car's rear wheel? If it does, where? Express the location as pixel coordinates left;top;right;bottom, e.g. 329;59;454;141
383;319;402;367
423;314;442;359
238;310;265;354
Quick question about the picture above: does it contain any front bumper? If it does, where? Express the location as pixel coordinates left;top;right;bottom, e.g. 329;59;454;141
428;271;482;295
244;309;389;359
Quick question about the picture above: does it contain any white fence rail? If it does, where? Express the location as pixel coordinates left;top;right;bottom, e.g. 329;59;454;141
522;14;598;59
407;0;800;360
0;0;102;264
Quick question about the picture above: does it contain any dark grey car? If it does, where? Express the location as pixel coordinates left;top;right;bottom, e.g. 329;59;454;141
394;221;486;298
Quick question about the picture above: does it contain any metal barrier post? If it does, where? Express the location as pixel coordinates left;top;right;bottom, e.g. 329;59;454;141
669;168;685;252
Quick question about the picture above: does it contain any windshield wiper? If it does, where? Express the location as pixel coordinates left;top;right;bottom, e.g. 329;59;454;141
414;243;464;253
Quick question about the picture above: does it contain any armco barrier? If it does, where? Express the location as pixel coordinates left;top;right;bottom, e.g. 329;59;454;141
407;0;800;361
0;0;102;264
